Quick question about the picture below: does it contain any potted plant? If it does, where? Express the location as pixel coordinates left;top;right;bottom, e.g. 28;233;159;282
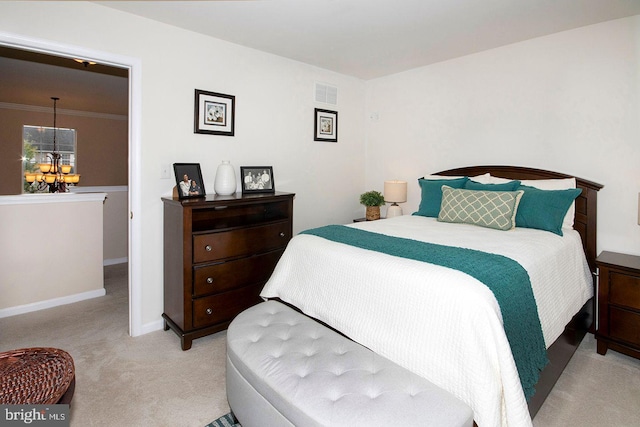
360;190;385;220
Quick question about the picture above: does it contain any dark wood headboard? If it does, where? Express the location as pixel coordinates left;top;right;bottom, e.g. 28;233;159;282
435;166;603;273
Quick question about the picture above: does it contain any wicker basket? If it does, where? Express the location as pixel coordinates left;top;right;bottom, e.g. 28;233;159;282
0;347;75;404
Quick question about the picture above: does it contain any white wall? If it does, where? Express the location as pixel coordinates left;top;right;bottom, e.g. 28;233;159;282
71;186;129;264
365;15;640;256
0;2;366;329
0;194;106;316
101;188;128;264
3;2;637;333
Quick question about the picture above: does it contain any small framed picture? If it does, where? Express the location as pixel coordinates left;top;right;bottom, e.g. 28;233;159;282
194;89;235;136
240;166;275;194
173;163;206;199
314;108;338;142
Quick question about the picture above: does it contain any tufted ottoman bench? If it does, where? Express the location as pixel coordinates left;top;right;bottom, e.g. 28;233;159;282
226;300;474;427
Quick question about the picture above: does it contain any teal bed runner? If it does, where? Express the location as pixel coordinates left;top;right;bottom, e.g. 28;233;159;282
301;225;548;399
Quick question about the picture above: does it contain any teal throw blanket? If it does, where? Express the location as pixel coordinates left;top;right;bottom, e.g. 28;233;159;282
301;225;548;399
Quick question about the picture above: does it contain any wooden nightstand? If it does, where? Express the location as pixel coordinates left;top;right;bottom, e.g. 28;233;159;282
353;217;386;223
595;251;640;359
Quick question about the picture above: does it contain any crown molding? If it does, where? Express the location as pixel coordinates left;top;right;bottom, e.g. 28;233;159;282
0;101;127;121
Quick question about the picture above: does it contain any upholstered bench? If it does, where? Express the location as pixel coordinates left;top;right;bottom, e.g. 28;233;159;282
226;300;474;427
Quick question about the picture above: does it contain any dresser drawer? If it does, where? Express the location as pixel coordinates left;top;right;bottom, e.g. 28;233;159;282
609;271;640;310
191;199;291;232
192;283;263;329
193;221;290;263
193;249;284;297
609;307;640;346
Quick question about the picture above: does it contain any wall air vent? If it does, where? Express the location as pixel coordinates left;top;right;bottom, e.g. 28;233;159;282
315;83;337;105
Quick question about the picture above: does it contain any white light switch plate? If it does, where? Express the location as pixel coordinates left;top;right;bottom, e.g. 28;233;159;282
161;164;172;179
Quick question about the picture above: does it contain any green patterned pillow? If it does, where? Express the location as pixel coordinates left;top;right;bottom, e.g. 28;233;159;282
438;186;524;231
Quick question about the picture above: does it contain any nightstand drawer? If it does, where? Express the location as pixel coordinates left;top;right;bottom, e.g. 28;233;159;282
609;307;640;346
596;251;640;359
609;272;640;310
193;249;284;297
192;283;263;329
193;221;290;263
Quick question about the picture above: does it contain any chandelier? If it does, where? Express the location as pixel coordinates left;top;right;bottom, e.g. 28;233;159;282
24;97;80;193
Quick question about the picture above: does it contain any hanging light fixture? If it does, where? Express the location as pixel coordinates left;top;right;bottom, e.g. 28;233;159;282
24;97;80;192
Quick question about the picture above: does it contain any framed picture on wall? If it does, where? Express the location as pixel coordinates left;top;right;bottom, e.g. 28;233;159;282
194;89;235;136
314;108;338;142
240;166;275;194
173;163;206;199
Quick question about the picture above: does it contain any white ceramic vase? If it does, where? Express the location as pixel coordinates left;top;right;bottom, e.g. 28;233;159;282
214;161;237;195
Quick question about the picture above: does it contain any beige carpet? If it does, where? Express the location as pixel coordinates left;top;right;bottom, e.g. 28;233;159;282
1;264;229;427
533;331;640;426
1;264;639;426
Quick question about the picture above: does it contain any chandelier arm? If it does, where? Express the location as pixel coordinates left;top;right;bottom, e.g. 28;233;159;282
24;97;79;193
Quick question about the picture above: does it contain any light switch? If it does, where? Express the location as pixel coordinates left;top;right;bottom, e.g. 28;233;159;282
161;164;172;179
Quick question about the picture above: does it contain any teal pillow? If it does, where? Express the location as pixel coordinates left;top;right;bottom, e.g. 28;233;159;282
515;186;582;236
464;180;521;191
413;177;468;218
438;186;524;231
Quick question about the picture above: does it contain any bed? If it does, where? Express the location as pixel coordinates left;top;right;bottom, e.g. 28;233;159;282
260;166;603;427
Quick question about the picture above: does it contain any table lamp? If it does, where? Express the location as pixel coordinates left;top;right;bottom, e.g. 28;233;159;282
384;180;407;218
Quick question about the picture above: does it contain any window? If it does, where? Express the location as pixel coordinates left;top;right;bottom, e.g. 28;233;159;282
22;125;77;193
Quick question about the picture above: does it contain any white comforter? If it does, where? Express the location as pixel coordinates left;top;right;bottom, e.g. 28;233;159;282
260;216;593;427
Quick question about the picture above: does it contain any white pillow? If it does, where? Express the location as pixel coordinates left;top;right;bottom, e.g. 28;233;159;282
467;173;493;184
519;177;576;191
500;176;577;228
485;175;516;184
423;173;490;182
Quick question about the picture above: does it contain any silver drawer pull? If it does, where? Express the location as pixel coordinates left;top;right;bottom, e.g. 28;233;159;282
206;277;214;284
206;308;213;315
205;245;212;252
279;232;285;237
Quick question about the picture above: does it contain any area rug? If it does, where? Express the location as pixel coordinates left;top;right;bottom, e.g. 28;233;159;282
205;412;240;427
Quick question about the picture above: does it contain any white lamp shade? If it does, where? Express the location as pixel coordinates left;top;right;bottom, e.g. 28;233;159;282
384;180;407;203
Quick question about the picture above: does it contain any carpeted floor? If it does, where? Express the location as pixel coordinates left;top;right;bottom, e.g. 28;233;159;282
0;264;230;426
1;263;639;426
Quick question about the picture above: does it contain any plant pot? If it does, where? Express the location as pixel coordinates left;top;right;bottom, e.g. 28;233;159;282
365;206;380;221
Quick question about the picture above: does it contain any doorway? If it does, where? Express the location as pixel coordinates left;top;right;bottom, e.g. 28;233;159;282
0;31;143;336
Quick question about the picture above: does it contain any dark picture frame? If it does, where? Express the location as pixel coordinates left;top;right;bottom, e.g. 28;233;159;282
194;89;235;136
240;166;275;194
314;108;338;142
173;163;206;199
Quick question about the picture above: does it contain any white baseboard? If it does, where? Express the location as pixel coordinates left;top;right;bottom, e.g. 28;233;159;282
140;318;164;336
0;288;107;319
104;257;128;266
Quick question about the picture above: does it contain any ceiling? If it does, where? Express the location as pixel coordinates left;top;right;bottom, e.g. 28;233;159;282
97;0;640;80
0;46;129;115
2;1;639;114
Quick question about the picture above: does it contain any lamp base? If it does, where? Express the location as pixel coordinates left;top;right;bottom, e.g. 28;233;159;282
386;204;403;218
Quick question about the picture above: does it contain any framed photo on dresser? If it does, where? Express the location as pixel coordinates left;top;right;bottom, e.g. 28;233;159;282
240;166;274;194
173;163;206;199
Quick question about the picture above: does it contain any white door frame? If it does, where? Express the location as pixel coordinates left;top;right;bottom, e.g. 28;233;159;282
0;31;144;336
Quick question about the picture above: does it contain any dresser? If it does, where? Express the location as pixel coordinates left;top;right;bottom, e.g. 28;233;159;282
595;251;640;360
162;192;294;350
